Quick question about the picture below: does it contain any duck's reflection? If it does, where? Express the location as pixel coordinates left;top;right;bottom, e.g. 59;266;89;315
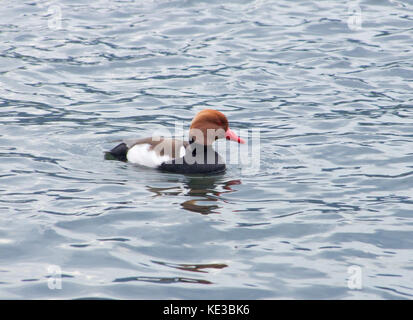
146;175;241;215
152;260;228;273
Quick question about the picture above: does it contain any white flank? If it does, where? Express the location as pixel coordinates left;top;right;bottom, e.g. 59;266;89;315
179;145;186;158
126;144;171;168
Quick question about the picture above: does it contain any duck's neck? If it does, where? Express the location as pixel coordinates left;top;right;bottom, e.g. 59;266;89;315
186;138;224;167
188;138;214;154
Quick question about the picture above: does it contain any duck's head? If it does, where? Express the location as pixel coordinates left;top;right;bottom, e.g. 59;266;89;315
189;109;245;145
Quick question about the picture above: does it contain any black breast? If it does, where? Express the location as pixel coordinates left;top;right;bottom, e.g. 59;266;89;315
158;143;226;175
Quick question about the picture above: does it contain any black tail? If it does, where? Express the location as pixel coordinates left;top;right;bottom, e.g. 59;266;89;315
104;143;128;162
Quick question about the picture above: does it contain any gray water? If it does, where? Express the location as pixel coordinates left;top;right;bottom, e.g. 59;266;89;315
1;0;413;299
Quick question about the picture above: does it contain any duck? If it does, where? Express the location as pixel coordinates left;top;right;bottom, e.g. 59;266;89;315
105;109;245;174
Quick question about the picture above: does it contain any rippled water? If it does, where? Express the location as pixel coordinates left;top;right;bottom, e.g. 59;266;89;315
1;0;413;299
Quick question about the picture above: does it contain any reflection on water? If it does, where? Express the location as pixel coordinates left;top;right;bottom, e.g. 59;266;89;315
147;176;242;215
152;260;228;273
113;275;212;285
112;260;228;285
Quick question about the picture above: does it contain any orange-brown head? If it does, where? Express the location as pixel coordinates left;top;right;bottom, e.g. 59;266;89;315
189;109;245;145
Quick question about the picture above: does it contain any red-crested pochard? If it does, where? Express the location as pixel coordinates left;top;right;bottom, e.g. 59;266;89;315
105;109;245;174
